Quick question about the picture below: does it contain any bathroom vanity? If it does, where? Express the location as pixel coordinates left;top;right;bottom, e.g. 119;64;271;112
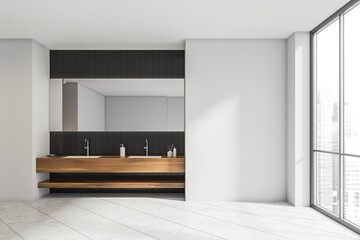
36;155;185;189
45;50;185;193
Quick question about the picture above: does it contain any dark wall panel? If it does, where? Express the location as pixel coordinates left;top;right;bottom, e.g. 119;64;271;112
50;50;185;78
50;131;185;156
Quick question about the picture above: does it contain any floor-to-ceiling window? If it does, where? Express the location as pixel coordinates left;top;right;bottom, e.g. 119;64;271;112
312;0;360;233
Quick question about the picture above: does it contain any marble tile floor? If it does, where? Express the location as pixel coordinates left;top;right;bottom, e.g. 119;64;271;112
0;193;359;240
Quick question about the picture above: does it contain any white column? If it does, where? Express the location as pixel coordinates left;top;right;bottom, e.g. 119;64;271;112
287;33;310;207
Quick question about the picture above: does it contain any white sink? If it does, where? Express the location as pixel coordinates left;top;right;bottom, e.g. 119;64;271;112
63;156;102;158
128;156;162;158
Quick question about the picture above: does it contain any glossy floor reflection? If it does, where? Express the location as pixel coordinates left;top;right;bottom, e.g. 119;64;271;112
0;193;359;240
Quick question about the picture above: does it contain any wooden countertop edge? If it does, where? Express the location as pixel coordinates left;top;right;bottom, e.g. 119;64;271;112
36;155;185;173
37;155;185;161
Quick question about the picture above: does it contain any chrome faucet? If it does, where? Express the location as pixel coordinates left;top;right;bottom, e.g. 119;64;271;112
144;138;149;156
84;138;90;156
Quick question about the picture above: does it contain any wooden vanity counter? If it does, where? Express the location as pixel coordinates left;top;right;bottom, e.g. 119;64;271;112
36;155;185;173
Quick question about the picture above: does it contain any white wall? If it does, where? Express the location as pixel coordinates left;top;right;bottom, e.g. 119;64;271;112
106;96;167;131
287;33;310;207
78;83;105;131
49;79;62;131
0;39;49;201
0;40;33;201
185;40;287;201
167;97;185;131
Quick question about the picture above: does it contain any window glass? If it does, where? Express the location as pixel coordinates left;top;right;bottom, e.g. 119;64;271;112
344;156;360;226
344;4;360;155
316;152;340;216
316;19;340;152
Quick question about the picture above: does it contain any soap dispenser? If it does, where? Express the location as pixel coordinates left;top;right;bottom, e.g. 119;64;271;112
173;146;177;157
120;144;126;158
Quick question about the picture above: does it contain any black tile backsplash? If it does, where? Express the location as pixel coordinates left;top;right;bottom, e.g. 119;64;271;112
50;131;185;156
50;50;185;78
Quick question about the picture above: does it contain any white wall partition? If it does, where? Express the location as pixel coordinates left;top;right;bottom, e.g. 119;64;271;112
0;39;49;201
185;40;287;201
32;40;50;199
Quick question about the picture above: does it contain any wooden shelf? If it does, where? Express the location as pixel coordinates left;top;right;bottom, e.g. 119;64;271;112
37;156;185;191
38;179;185;189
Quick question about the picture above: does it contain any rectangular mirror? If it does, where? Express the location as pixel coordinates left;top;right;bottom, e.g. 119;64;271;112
50;79;184;131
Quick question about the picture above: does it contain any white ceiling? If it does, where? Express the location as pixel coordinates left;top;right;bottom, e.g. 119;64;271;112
65;79;184;97
0;0;350;49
